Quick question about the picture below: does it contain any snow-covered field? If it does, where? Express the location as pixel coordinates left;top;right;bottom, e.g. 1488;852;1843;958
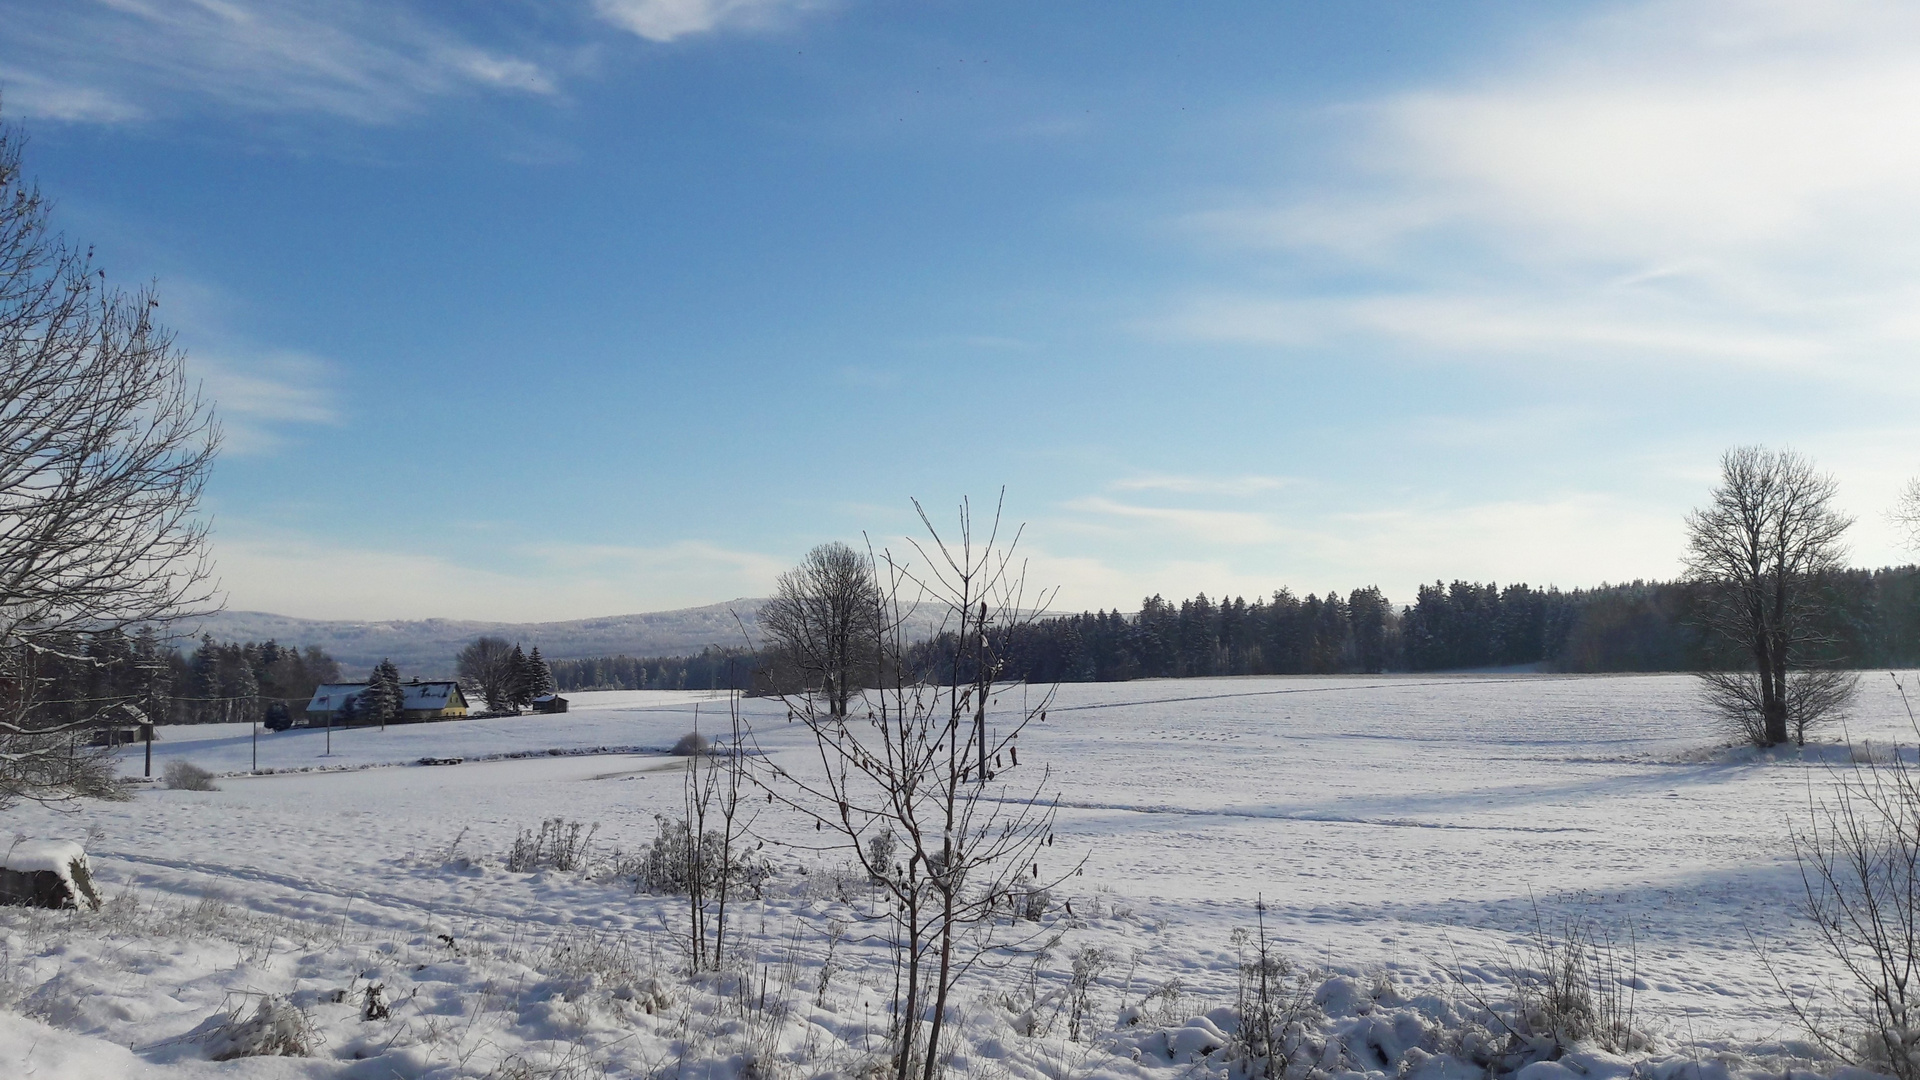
3;673;1913;1079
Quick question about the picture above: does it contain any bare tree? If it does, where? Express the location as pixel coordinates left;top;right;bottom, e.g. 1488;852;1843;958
0;114;219;809
1770;676;1920;1080
761;540;882;718
671;694;758;973
758;495;1075;1080
1894;477;1920;554
1684;446;1856;747
455;636;517;712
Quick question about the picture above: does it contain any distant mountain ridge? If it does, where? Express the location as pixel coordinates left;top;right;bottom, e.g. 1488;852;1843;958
175;600;773;674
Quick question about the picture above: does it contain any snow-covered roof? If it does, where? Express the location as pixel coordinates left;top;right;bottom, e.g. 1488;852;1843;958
306;683;367;712
401;682;462;711
532;693;564;703
307;682;464;713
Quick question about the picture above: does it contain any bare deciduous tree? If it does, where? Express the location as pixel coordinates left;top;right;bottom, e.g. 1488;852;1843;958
1894;477;1920;554
761;540;881;718
672;694;758;973
0;115;219;809
758;495;1075;1080
1769;676;1920;1080
455;636;517;712
1684;446;1855;747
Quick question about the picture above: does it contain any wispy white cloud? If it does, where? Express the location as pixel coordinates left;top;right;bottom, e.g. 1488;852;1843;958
0;67;144;123
193;350;341;455
1110;473;1292;497
592;0;829;44
1167;0;1920;388
1063;496;1290;546
0;0;559;124
1036;488;1687;613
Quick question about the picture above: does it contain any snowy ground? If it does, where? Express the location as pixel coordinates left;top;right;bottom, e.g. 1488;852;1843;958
3;672;1914;1079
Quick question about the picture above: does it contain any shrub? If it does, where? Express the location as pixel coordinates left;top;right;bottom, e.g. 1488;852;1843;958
864;829;895;881
635;813;771;898
205;996;315;1060
163;761;218;791
669;731;709;756
507;818;597;873
1008;883;1052;922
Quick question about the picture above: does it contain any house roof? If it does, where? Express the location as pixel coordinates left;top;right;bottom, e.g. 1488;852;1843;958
401;682;462;710
307;681;464;713
307;683;368;712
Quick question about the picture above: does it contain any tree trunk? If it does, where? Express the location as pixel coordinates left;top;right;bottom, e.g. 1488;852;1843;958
923;882;957;1080
1764;633;1790;746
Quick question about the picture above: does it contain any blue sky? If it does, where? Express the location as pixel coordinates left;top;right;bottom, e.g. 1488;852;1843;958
6;0;1920;621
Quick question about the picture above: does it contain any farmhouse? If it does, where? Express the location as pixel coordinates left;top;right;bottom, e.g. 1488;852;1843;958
305;681;471;725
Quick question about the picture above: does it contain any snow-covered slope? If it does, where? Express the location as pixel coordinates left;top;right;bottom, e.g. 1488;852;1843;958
173;602;775;671
2;673;1908;1079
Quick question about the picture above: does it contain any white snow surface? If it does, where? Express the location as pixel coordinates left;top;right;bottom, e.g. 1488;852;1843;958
3;839;86;876
2;673;1914;1078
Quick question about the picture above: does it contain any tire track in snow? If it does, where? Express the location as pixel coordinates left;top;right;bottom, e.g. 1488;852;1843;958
1036;798;1595;832
1041;676;1588;714
93;850;639;939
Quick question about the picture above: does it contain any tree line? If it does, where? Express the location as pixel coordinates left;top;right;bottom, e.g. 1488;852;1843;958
13;631;345;728
976;568;1920;682
548;647;757;693
541;566;1920;692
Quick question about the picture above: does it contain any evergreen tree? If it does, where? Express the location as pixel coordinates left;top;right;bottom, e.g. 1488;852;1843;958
526;647;555;700
507;643;532;711
363;658;402;727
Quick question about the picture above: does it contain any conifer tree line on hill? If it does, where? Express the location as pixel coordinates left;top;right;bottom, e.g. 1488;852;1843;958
17;631;345;727
547;648;754;694
545;565;1920;690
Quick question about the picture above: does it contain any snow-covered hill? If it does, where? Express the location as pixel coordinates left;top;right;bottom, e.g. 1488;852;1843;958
173;600;774;672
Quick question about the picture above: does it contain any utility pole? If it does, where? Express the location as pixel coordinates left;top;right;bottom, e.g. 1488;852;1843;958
251;720;257;773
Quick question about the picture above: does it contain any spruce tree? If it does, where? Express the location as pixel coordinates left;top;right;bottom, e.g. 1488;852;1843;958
378;658;403;722
507;644;531;711
364;658;402;727
526;647;555;701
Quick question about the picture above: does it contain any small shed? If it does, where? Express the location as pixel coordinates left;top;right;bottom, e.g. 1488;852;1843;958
0;840;101;910
531;693;569;714
87;723;150;748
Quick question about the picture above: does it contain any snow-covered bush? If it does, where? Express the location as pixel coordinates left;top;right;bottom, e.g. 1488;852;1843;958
1065;946;1108;1043
1505;916;1645;1055
1229;907;1321;1078
865;828;895;881
163;760;218;791
635;813;770;899
1008;883;1052;922
1439;913;1647;1072
507;818;597;873
204;995;317;1060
